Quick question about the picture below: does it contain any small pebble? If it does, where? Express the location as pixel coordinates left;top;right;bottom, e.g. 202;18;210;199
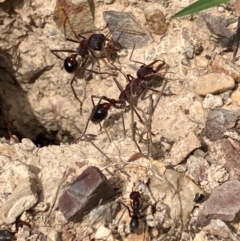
181;58;190;66
202;94;223;109
218;6;225;12
184;44;195;59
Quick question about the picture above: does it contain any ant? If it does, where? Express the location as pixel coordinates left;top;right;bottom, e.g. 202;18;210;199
51;10;122;114
83;51;166;135
121;191;150;233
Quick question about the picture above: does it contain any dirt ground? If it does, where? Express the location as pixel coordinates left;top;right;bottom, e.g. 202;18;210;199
0;0;240;240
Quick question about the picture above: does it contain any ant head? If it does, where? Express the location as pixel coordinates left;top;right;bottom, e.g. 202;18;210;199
88;34;106;51
64;55;78;73
91;103;111;124
130;191;141;200
137;65;156;82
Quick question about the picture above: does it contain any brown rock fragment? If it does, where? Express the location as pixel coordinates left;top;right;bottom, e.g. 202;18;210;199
208;139;240;178
212;55;240;82
53;0;95;38
202;180;240;222
170;131;201;165
144;9;167;35
186;156;209;184
58;166;115;221
195;73;235;96
235;0;240;17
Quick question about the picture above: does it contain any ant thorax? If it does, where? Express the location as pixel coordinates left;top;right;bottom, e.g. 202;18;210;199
88;34;106;51
137;65;157;82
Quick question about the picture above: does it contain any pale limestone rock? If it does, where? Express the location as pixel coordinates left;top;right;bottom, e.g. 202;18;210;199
171;131;201;165
195;73;235;96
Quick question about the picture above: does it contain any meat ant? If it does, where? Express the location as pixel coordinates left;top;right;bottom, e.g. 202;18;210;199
121;191;150;233
51;10;122;114
82;47;166;137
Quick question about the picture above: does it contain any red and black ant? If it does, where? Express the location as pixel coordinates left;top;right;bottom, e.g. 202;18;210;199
83;56;166;135
121;191;150;233
51;10;122;114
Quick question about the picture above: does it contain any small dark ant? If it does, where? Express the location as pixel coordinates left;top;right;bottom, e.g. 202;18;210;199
121;191;149;233
83;56;165;134
51;10;122;114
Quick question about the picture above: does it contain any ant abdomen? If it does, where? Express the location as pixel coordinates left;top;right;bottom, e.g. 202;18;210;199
88;34;106;51
91;103;111;124
64;55;78;73
130;216;139;233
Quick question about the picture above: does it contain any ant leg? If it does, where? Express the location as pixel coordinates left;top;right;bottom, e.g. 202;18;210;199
50;49;76;61
113;77;124;92
70;56;89;115
146;59;165;68
129;44;145;66
127;74;135;83
121;112;126;138
121;201;133;218
78;24;108;38
65;37;81;44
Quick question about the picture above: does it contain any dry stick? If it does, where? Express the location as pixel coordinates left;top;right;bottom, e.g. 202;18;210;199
45;168;74;224
87;138;130;178
147;94;153;158
129;78;142;153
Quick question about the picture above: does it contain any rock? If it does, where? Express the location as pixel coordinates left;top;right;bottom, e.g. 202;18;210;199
149;169;203;226
193;231;207;241
53;0;95;39
186;156;209;184
104;0;114;4
199;180;240;223
0;230;14;241
235;0;240;17
95;225;114;241
195;73;235;96
207;219;238;240
0;177;39;224
202;94;223;109
195;55;209;68
170;131;202;165
58;166;115;221
202;14;234;48
205;108;239;141
103;11;153;49
231;86;240;101
212;55;240;82
20;138;37;152
144;8;167;35
184;43;195;59
208;139;240;178
47;229;61;241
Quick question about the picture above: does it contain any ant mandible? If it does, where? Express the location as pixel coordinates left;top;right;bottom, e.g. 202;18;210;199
83;53;165;134
121;191;149;233
51;10;121;114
